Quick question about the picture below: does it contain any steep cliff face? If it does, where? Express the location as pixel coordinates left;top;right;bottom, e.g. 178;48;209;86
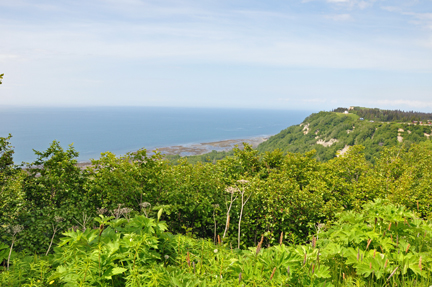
258;111;432;162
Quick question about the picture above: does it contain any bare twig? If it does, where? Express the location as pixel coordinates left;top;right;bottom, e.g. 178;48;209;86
237;180;252;249
7;225;23;270
73;212;90;231
46;216;64;255
223;187;238;239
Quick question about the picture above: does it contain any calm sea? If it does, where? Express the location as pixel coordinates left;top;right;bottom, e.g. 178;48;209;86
0;107;312;163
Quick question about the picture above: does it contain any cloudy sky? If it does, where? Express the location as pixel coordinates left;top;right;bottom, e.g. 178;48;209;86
1;0;432;111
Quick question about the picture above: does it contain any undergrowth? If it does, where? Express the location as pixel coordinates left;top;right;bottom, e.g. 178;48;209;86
2;200;432;286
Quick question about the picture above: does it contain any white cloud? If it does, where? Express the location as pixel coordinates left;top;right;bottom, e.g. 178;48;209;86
416;36;432;50
2;21;432;71
1;0;431;71
404;12;432;22
325;14;353;21
0;54;20;62
277;98;291;102
405;12;432;30
357;1;371;9
235;10;293;20
1;0;432;109
325;0;376;9
381;6;402;13
369;99;432;109
411;13;432;21
382;6;432;31
327;0;350;3
303;98;327;103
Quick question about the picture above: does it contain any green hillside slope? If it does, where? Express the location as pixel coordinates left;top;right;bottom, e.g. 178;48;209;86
258;110;432;162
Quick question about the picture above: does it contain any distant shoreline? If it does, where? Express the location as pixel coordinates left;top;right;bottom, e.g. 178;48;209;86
4;107;308;164
76;135;270;168
153;135;269;156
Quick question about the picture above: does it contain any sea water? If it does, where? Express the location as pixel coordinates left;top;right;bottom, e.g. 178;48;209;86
0;107;312;163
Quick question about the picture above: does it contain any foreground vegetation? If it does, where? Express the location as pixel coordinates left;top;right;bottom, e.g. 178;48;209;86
2;200;432;286
2;126;432;285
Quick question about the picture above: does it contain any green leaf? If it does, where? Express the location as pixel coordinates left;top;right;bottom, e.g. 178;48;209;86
157;208;163;222
103;266;127;279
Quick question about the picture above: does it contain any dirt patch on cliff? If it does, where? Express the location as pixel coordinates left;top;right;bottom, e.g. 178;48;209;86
301;123;310;135
337;145;351;157
316;138;338;147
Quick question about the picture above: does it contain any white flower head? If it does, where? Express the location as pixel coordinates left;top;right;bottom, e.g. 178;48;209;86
225;186;237;194
140;202;151;208
8;225;24;235
121;207;132;215
54;216;64;223
97;207;108;215
214;249;218;253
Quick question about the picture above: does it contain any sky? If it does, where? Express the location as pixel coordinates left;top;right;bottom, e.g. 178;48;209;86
0;0;432;111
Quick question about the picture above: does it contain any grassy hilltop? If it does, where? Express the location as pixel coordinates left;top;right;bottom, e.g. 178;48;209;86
258;107;432;162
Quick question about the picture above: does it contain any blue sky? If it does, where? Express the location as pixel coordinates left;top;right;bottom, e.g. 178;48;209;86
0;0;431;111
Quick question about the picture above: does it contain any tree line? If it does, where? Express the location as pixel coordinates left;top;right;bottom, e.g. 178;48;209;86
332;107;432;122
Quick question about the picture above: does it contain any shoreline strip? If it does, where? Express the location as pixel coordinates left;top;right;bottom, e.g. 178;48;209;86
76;135;270;167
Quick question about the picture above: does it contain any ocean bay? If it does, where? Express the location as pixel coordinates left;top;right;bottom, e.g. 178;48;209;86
0;106;312;163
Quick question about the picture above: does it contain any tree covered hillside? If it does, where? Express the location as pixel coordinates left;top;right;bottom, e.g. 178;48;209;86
258;111;432;162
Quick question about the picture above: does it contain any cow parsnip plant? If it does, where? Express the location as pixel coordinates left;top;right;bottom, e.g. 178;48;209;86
2;200;432;286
